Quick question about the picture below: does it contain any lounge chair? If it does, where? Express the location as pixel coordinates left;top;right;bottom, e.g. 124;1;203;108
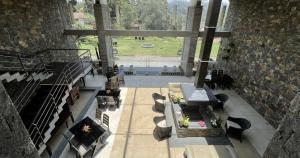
152;93;166;113
214;93;229;111
225;116;251;142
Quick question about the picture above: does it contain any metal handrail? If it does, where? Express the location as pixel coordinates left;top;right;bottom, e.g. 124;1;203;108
0;50;50;112
14;63;48;111
28;50;92;145
31;54;91;144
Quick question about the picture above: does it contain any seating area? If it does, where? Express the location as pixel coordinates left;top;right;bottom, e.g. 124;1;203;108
205;69;234;90
63;117;109;158
1;0;297;158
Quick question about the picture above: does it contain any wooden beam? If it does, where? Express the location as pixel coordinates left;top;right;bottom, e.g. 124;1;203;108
201;31;231;37
63;29;230;37
63;29;97;36
104;30;196;37
194;0;222;88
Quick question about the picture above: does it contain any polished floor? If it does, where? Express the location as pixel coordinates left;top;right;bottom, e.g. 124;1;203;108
48;75;275;158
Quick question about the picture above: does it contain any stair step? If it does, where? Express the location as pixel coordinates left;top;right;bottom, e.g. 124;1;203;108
0;71;27;82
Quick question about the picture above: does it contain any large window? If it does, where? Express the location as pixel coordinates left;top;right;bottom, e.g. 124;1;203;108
71;0;229;63
108;0;188;31
113;36;183;67
70;0;96;29
76;36;98;59
195;37;221;61
113;36;183;56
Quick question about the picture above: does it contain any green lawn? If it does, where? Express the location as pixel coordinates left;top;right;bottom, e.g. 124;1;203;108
116;37;182;56
77;36;220;58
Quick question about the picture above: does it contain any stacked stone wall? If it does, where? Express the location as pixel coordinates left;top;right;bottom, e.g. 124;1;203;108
217;0;299;127
0;0;77;61
0;82;40;158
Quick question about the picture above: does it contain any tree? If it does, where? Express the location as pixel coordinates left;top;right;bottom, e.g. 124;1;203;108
138;0;168;30
109;0;138;29
84;0;94;14
121;1;138;29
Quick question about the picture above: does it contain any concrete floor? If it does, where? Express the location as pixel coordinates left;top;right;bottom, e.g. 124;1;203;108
51;75;275;158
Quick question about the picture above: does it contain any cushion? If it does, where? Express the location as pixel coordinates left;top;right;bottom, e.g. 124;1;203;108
156;99;164;104
78;145;88;155
227;120;241;129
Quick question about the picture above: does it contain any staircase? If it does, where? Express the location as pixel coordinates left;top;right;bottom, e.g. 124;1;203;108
0;50;53;111
0;49;92;154
18;49;93;154
0;71;27;82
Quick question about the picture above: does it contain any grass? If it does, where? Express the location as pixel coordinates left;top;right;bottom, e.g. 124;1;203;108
77;36;220;58
116;37;183;56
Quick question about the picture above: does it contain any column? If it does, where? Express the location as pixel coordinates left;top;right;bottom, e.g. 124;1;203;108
217;5;227;31
94;0;114;74
194;0;222;88
180;1;202;76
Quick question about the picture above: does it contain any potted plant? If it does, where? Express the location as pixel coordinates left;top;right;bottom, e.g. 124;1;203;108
179;115;190;128
175;96;181;103
170;95;181;103
210;118;222;128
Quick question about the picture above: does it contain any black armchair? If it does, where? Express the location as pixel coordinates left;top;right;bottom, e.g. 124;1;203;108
214;93;229;111
208;70;218;89
225;116;251;142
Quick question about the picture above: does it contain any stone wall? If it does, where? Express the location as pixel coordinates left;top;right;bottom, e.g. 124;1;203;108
263;93;300;158
0;0;77;61
217;0;299;127
0;82;40;158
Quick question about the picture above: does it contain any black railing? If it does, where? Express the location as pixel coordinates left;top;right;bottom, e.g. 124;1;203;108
0;50;50;112
0;54;40;72
28;49;92;148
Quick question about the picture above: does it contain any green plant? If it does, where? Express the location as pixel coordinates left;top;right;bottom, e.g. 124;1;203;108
175;96;181;103
210;118;222;128
179;116;190;127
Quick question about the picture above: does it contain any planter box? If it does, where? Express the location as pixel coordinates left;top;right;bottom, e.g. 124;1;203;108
170;100;223;137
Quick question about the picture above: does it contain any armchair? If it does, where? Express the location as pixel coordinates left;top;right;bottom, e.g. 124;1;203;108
214;93;229;111
152;93;166;113
225;116;251;142
63;133;96;158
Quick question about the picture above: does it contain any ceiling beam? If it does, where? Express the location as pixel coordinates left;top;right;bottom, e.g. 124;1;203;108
63;29;231;38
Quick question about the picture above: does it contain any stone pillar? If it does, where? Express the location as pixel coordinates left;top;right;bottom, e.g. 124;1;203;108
94;0;114;73
217;5;227;31
180;2;202;76
194;0;221;88
0;83;40;158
